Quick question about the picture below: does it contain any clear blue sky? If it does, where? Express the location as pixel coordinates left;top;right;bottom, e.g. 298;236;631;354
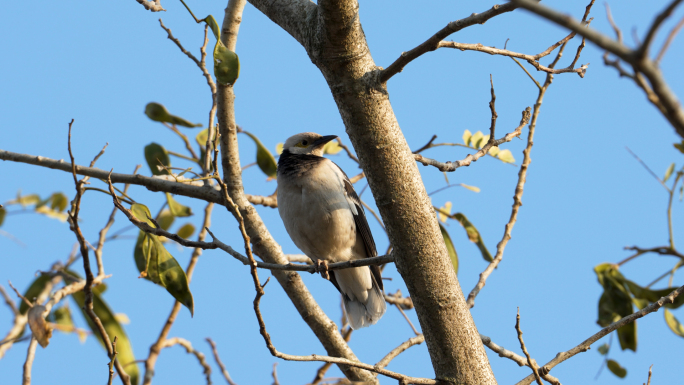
1;0;683;384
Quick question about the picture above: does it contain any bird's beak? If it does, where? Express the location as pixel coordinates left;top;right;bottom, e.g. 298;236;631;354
313;135;338;149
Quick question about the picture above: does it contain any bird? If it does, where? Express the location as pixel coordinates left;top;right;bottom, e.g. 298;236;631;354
277;132;386;329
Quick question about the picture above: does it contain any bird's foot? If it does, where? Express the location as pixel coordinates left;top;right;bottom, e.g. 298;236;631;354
315;260;330;281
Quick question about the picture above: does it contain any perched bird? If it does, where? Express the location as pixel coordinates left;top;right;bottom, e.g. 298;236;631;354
277;132;386;329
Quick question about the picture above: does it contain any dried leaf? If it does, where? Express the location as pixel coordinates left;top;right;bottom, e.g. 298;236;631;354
27;305;52;348
460;184;480;193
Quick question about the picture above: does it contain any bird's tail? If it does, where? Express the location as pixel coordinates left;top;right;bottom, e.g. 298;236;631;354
343;276;386;330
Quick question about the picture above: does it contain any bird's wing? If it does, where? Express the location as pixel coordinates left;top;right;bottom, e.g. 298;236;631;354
339;168;384;291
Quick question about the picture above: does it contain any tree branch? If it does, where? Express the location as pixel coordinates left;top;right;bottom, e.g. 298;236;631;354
206;338;238;385
516;285;684;385
161;337;212;385
375;334;425;370
380;3;518;83
515;309;544;385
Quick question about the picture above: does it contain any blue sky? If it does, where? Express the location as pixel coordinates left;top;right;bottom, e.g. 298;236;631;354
1;0;683;384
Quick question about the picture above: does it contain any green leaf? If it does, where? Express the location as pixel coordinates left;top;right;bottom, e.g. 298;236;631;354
156;209;175;231
462;130;472;146
453;213;492;262
144;102;202;128
624;279;684;309
176;223;196;239
323;140;343;155
19;274;53;315
0;206;5;227
135;231;194;315
664;309;684;337
130;203;155;227
606;359;627;378
201;15;220;40
14;193;40;207
460;183;481;193
439;223;458;275
71;283;139;385
597;343;609;355
144;143;171;176
617;321;637;352
195;128;210;148
664;163;676;182
243;131;278;178
49;192;68;212
594;264;637;351
165;193;193;217
497;149;515;163
471;131;484;149
674;141;684;154
275;143;284;156
48;305;74;328
214;43;240;86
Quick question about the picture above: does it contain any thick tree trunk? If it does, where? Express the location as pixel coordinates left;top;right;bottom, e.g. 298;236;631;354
246;0;497;382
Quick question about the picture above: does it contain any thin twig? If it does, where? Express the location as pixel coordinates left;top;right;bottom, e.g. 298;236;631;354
656;15;684;63
8;281;32;309
22;336;38;385
206;338;238;385
162;337;212;385
515;309;544;385
271;363;280;385
467;42;562;308
0;285;18;315
108;337;119;385
396;305;421;336
516;285;684;385
646;364;653;385
625;147;670;191
375;334;425;370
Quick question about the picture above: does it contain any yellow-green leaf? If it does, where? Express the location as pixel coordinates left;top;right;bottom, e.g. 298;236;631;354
488;147;500;156
439;223;458;275
664;309;684;338
453;213;492;262
144;102;202;128
438;202;452;223
674;141;684;154
166;193;193;217
460;183;480;193
481;134;490;147
597;343;609;355
71;285;139;385
323;140;343;155
606;359;627;378
49;192;68;212
176;223;195;239
275;143;284;156
462;130;472;146
0;206;5;227
14;193;40;207
214;43;240;86
471;131;484;149
134;231;194;315
201;15;220;40
497;149;515;163
196;128;211;148
156;209;175;231
243;131;278;178
144;143;171;176
664;163;675;183
34;206;69;222
130;203;155;227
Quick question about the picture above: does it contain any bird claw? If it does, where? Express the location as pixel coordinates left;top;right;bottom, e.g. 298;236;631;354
314;260;330;281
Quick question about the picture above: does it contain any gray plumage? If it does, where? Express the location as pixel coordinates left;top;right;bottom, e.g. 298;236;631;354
277;132;386;329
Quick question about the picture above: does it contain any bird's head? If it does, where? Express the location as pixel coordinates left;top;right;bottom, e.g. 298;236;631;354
283;132;338;156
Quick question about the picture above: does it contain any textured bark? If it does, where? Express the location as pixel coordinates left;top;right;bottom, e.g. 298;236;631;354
216;2;377;382
248;0;496;383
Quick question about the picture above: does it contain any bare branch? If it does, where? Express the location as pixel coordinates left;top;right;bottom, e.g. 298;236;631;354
468;44;560;308
638;0;684;59
375;334;425;370
22;336;38;385
108;337;119;385
380;3;518;83
646;364;654;385
384;290;414;310
515;309;544;385
656;15;684;63
0;285;18;315
0;150;275;208
162;337;212;385
516;285;684;385
206;338;238;385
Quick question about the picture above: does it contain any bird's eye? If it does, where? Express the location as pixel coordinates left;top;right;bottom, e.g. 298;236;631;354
301;140;308;146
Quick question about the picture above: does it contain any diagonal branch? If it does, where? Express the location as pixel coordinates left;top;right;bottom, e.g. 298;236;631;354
380;3;519;83
516;284;684;385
